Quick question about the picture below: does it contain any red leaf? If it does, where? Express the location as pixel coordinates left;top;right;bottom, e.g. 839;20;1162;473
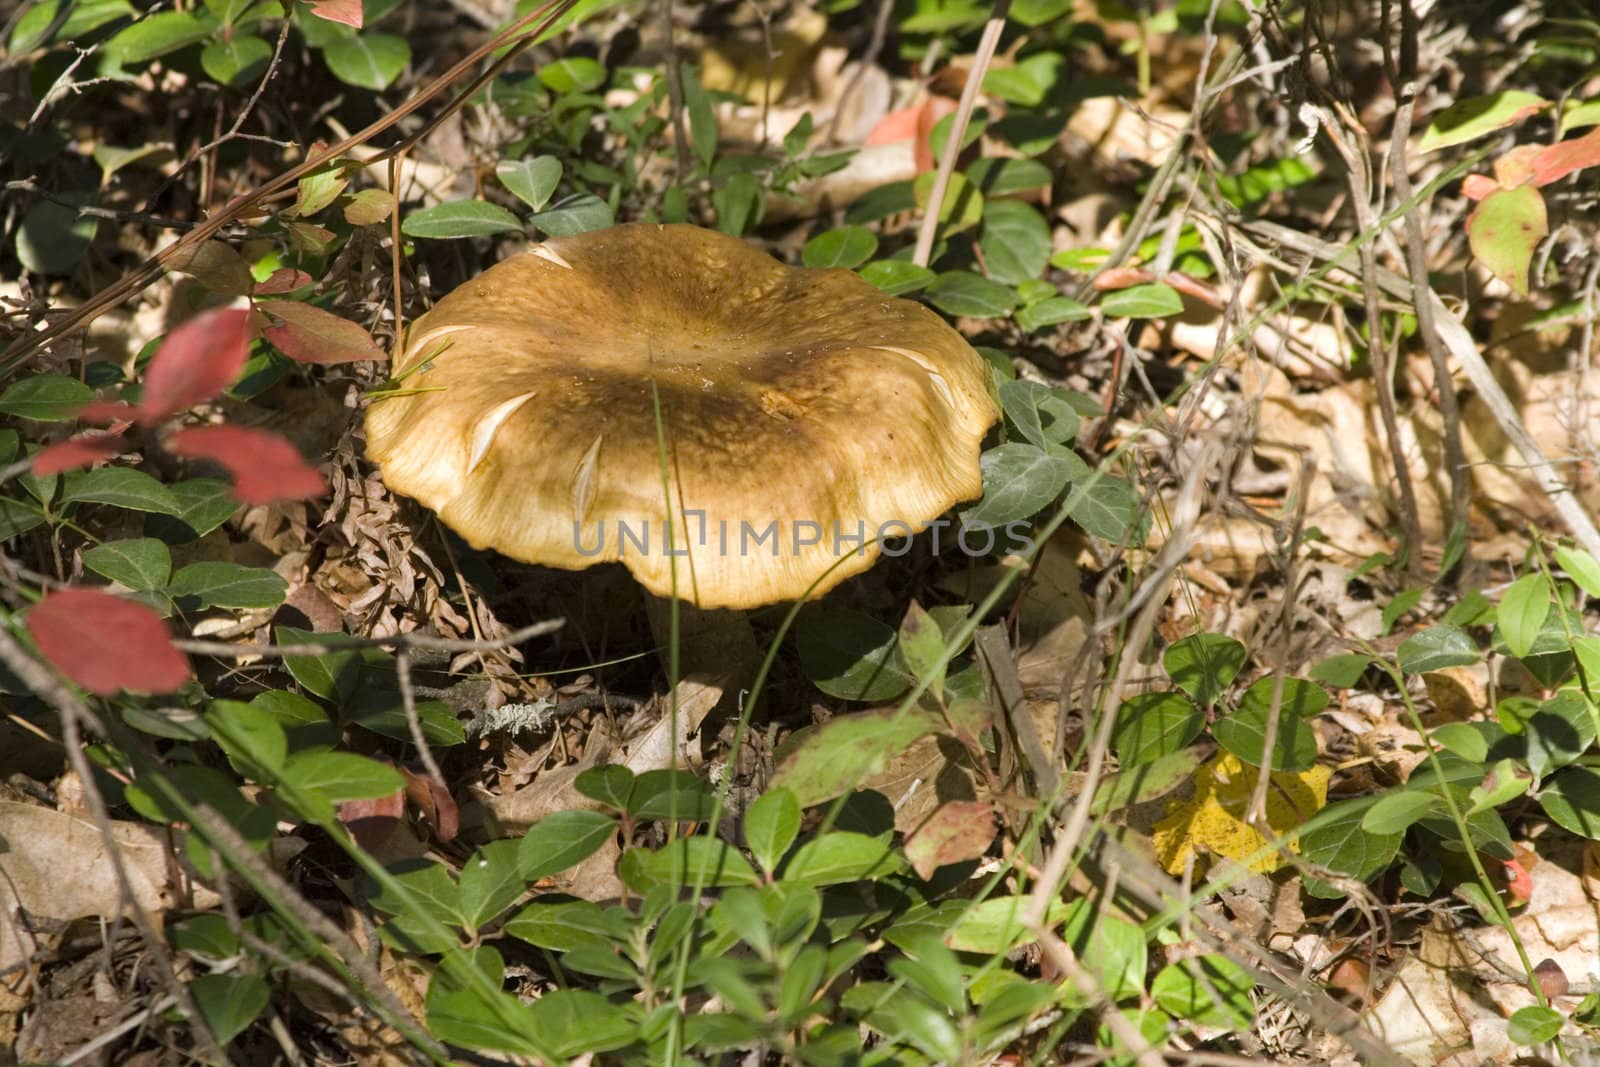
27;588;191;695
74;400;140;426
137;307;254;425
306;0;363;28
401;765;460;841
167;425;327;505
260;301;388;365
1461;173;1501;201
864;97;957;173
32;432;127;475
1532;125;1600;188
1092;266;1154;291
252;268;314;296
339;790;405;850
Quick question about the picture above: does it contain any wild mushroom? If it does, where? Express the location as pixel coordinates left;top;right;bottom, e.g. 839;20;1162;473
366;223;998;612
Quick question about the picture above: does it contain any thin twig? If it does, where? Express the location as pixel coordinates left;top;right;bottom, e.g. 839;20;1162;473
912;0;1011;267
173;616;564;659
3;180;198;232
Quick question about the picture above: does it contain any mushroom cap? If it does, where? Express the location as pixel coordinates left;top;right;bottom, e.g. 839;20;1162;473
364;223;998;609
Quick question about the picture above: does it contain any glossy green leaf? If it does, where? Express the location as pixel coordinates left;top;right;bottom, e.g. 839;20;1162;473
168;561;287;609
190;973;270;1045
401;200;522;239
61;468;183;515
1418;91;1549;152
803;226;878;269
1112;690;1204;766
960;442;1076;528
322;32;409;90
496;156;562;212
0;375;94;421
1100;282;1184;319
1397;625;1480;673
83;538;171;590
796;606;913;702
1164;633;1246;706
924;271;1017;318
529;193;612;236
744;787;801;874
771;708;944;808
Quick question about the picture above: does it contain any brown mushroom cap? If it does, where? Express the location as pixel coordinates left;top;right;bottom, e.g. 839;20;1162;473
365;223;998;609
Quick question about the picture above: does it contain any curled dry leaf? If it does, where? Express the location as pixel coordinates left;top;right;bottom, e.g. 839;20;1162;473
259;301;388;365
31;432;126;475
26;588;191;695
401;764;460;841
167;425;327;505
137;306;254;425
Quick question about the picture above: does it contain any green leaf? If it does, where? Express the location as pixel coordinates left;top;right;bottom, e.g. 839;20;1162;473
105;11;211;66
1310;653;1372;689
201;34;272;87
83;538;172;590
504;898;628;952
1015;296;1091;332
190;973;269;1046
1397;625;1480;673
1467;184;1549;297
519;809;618;881
0;374;94;421
345;690;466;746
946;894;1070;953
1237;676;1330;720
573;765;634;810
771;708;944;808
845;180;916;225
1150;955;1253;1030
16;199;97;276
999;380;1079;449
1418;91;1549;152
923;271;1017;318
1297;796;1403;885
322;32;409;91
207;699;288;780
1540;766;1600;838
1065;469;1141;543
1519;690;1597;779
1164;633;1246;706
168;561;287;609
979;200;1051;285
1360;789;1443;834
458;839;527;930
496;156;562;212
681;63;717;167
282;749;402;806
967;156;1052;196
424;953;546;1054
1212;704;1318;772
537;56;606;93
275;624;361;702
147;478;238;542
61;468;183;515
401;200;522;239
1112;691;1204;766
960;442;1076;528
1507;1004;1564;1045
529;193;612;236
780;832;900;887
642;836;760;887
1498;573;1554;661
712;172;762;236
528;988;636;1058
1100;282;1184;318
629;768;717;821
803;226;878;269
744;787;801;874
859;259;934;295
796;606;913;702
1556;546;1600;599
1059;900;1147;1005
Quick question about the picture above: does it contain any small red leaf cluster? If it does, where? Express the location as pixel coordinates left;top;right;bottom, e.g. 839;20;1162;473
27;588;191;696
35;305;326;505
1464;124;1600;202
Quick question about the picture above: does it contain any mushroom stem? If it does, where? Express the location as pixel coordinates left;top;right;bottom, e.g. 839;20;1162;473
642;594;764;716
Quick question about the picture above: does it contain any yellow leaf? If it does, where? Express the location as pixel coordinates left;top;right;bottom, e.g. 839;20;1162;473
1151;753;1329;875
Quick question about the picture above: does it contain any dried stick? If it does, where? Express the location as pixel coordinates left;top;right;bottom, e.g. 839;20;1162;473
912;0;1010;267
